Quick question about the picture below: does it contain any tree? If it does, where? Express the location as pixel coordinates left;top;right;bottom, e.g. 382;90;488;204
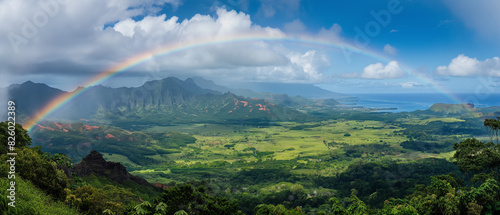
254;204;305;215
160;183;241;215
407;177;461;215
347;194;369;215
290;184;306;197
329;197;347;215
173;210;188;215
381;199;418;215
0;147;68;200
484;117;500;144
453;138;500;183
461;179;500;214
0;121;31;153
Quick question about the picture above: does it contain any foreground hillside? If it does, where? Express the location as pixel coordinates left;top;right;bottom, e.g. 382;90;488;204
1;122;242;214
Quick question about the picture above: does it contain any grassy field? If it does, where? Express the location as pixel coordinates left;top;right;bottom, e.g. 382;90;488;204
402;117;465;125
142;120;408;165
97;116;477;185
102;153;139;167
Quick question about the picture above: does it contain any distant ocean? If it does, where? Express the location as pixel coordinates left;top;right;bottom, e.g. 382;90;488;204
349;93;500;112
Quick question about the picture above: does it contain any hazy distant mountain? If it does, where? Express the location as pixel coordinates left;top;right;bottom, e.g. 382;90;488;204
189;77;231;93
7;81;67;117
225;82;346;99
191;77;346;99
191;77;280;99
190;77;341;109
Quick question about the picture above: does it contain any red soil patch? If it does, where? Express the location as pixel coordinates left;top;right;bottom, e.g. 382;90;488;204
53;122;63;129
256;104;268;111
105;134;115;139
36;125;54;131
153;183;170;189
81;125;99;131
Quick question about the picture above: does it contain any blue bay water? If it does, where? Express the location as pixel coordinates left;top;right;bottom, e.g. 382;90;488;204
351;93;500;112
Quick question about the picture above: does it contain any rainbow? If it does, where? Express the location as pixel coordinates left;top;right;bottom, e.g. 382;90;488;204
23;33;470;132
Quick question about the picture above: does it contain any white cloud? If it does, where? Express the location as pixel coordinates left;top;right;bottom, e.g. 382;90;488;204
383;44;397;55
435;54;500;77
400;82;424;88
286;50;330;81
360;61;405;79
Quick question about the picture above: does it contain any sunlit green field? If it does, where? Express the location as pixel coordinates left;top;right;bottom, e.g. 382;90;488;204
103;153;139;167
142;120;408;165
401;117;465;125
98;115;479;185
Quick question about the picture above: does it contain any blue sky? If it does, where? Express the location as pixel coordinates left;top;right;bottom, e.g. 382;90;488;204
1;0;499;95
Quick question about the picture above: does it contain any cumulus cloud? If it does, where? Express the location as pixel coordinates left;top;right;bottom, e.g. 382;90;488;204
0;1;333;87
336;61;405;80
186;49;330;84
360;61;405;79
285;50;330;81
435;55;500;77
384;44;397;55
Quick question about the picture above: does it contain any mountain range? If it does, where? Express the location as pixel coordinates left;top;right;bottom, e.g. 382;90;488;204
191;77;346;99
3;77;346;127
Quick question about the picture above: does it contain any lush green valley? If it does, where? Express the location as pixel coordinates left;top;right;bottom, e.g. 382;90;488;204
2;103;500;214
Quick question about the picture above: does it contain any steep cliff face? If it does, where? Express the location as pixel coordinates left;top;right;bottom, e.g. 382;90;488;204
70;150;150;186
65;77;220;113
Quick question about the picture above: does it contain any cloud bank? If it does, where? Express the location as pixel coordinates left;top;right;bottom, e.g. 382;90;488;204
436;55;500;77
0;0;333;86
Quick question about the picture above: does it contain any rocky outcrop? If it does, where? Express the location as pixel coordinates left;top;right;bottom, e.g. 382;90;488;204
70;150;150;186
